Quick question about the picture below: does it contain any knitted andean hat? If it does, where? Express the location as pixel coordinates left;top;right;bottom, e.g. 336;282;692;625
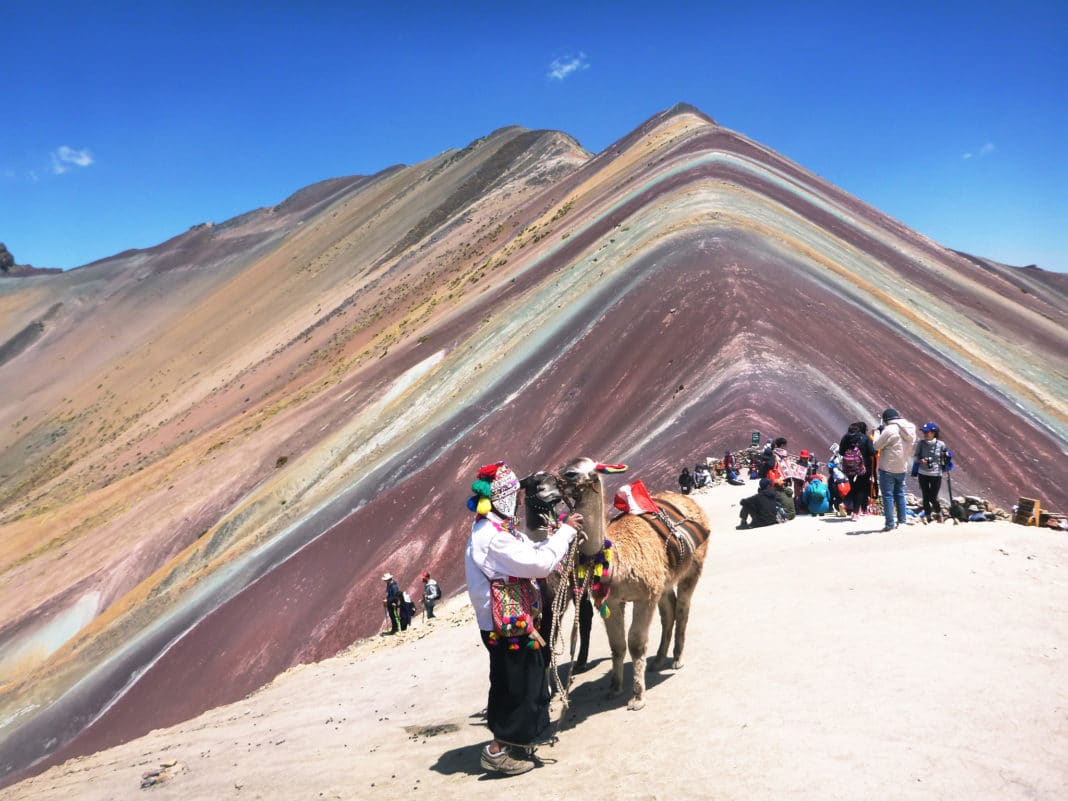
468;461;520;518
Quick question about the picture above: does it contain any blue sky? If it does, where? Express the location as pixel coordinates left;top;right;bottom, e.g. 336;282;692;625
3;1;1065;271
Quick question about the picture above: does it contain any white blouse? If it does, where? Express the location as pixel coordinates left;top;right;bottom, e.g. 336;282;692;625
464;512;576;631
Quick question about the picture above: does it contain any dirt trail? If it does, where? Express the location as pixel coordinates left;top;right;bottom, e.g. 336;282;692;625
4;483;1066;801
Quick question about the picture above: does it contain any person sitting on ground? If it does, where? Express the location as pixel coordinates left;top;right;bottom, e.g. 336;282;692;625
802;474;831;516
678;466;694;495
726;450;746;485
738;478;779;529
966;503;988;522
949;497;968;523
693;462;712;490
775;481;796;520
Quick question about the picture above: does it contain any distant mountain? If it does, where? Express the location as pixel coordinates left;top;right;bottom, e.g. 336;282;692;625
0;242;61;277
1;105;1064;787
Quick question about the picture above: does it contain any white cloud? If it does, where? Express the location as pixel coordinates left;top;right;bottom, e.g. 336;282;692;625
51;145;94;175
962;142;995;160
548;52;589;80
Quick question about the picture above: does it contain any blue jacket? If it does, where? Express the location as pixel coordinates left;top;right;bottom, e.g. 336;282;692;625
803;478;830;515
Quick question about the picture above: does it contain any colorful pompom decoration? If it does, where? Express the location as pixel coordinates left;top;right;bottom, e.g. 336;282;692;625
467;496;478;512
471;479;493;498
476;497;493;515
600;603;611;619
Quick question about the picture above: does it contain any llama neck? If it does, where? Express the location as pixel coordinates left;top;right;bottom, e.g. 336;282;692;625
573;477;607;556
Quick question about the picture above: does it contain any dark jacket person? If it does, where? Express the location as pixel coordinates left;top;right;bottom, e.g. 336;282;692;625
739;478;779;529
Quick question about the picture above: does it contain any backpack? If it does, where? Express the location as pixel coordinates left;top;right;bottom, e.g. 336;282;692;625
807;481;827;503
425;580;441;601
766;465;784;487
841;445;866;478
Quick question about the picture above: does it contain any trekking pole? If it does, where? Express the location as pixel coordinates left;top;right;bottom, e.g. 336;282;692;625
945;472;959;525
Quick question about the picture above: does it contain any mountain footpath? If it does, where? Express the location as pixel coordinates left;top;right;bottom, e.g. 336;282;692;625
4;482;1067;801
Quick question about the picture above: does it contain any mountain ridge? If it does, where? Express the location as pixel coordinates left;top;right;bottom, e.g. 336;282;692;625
0;103;1064;787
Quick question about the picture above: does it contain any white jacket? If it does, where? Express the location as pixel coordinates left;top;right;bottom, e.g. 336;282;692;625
464;512;576;631
873;418;917;473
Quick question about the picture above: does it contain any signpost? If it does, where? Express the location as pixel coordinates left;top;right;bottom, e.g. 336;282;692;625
751;431;760;446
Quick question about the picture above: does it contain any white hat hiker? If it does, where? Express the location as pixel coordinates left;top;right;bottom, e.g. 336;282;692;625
381;572;393;581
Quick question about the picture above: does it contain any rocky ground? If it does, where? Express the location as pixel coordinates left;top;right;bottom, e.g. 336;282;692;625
4;482;1066;801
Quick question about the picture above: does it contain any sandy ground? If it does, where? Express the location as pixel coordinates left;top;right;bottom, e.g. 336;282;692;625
4;482;1067;801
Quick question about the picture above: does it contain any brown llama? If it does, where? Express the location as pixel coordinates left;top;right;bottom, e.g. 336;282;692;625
558;456;710;710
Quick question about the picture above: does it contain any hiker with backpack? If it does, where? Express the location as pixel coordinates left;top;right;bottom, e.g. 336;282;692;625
838;422;876;521
421;571;441;618
399;589;416;630
873;408;918;531
912;422;951;524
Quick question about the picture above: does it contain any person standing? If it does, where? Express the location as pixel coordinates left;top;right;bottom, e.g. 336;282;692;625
399;590;415;630
382;573;402;634
465;461;582;776
873;408;917;531
914;422;949;523
839;422;876;521
421;571;441;619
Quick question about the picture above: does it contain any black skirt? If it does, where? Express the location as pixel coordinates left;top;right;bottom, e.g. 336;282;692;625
480;630;550;746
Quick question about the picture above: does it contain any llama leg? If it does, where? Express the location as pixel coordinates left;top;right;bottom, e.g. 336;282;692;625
627;600;656;710
672;564;703;669
654;589;676;669
604;600;626;696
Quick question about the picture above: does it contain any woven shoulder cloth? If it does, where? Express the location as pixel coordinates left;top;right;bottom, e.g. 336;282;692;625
490;577;546;650
639;498;710;572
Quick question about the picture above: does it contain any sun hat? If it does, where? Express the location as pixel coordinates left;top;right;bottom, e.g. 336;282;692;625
382;573;393;581
799;449;811;458
967;504;980;512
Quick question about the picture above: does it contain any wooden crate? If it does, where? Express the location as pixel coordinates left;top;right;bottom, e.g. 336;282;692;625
1013;497;1041;526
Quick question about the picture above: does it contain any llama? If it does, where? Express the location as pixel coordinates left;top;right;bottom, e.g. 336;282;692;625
557;457;710;710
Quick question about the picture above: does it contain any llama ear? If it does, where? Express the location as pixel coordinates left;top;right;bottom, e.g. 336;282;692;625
595;463;628;474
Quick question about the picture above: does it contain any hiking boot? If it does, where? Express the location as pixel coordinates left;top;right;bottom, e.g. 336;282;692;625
481;745;534;776
881;525;895;532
